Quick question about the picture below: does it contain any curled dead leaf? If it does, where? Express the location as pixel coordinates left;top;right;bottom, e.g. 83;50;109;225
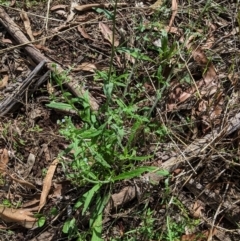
20;11;34;41
38;159;59;212
77;25;93;40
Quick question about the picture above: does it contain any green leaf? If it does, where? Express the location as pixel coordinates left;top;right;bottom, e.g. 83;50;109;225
113;167;169;181
94;7;113;19
50;207;58;216
117;47;153;61
155;169;169;176
37;216;46;227
103;82;114;98
82;184;101;214
46;102;75;112
90;193;110;241
62;218;76;234
91;213;103;241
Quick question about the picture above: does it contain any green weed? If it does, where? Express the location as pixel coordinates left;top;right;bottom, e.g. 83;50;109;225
47;65;169;240
45;2;181;240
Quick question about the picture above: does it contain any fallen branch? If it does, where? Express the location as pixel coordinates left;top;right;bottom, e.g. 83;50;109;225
0;7;99;111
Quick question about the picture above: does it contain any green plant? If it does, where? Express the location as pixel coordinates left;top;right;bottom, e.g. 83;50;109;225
0;1;10;6
45;2;179;240
48;65;168;240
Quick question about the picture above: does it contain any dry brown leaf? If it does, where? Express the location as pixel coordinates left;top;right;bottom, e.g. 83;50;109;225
72;62;97;72
38;159;59;212
74;3;127;12
55;10;67;18
169;0;178;29
22;198;39;208
77;25;93;40
66;2;78;23
1;38;12;44
0;149;9;175
191;47;217;86
0;206;37;229
50;4;68;11
165;26;181;35
0;75;8;90
52;183;62;198
192;200;204;218
23;153;36;178
178;91;192;103
192;47;209;66
203;63;217;86
20;11;34;41
99;22;119;47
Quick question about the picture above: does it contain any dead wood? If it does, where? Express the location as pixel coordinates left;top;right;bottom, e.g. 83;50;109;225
0;61;47;116
0;7;99;111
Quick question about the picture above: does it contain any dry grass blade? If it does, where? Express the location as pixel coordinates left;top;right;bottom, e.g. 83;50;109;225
38;159;59;212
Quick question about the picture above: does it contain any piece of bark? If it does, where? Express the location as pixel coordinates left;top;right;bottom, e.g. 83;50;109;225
0;7;99;111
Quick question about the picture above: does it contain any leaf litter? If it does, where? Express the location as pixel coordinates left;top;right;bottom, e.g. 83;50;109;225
0;0;240;240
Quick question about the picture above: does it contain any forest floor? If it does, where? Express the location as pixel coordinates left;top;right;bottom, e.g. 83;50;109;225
0;0;240;240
